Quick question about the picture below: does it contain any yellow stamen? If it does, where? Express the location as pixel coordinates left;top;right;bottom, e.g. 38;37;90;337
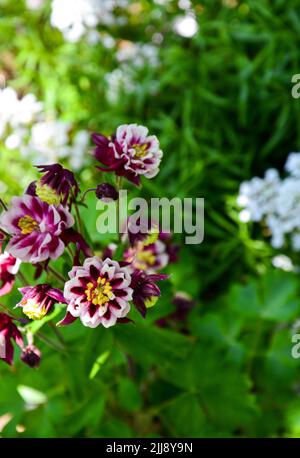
22;299;47;320
36;182;61;206
85;277;113;306
145;296;158;309
18;215;39;235
136;249;156;270
143;227;159;246
132;143;148;158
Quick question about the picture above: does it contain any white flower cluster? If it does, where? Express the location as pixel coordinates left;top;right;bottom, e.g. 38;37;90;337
0;86;89;170
238;153;300;251
272;254;294;272
26;0;45;10
105;41;159;104
50;0;129;43
116;42;159;68
0;88;43;137
105;69;136;104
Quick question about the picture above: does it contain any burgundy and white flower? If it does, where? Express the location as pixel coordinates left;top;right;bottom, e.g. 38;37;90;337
124;239;169;273
0;195;74;263
0;244;21;297
123;219;178;272
17;284;67;320
26;163;79;207
0;312;23;365
92;124;163;186
131;270;168;317
59;257;133;328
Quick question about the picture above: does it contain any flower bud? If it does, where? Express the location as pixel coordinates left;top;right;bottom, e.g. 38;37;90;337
20;345;41;368
95;183;118;202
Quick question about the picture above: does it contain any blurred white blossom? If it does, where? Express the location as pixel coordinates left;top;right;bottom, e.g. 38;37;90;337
25;120;71;163
285;152;300;177
50;0;129;42
69;130;90;170
272;255;294;272
26;0;45;10
105;41;160;104
105;69;136;104
0;85;89;169
0;88;43;136
178;0;192;10
173;13;199;38
116;42;159;68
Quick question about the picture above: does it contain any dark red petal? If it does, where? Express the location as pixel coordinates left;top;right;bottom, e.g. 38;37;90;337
132;296;147;318
117;317;134;324
57;312;77;327
0;275;14;297
48;287;67;304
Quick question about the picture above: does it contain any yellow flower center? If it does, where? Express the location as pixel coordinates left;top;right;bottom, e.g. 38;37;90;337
18;215;39;235
143;227;159;246
132;143;148;158
36;182;61;206
85;277;114;306
136;249;156;270
22;299;47;320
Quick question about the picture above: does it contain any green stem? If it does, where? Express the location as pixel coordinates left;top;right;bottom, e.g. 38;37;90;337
47;266;65;285
48;321;66;346
17;271;29;286
0;198;7;211
66;245;74;263
0;303;19;319
74;202;83;234
35;330;66;353
80;188;97;204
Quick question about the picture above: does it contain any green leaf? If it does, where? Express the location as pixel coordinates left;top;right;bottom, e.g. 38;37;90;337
117;377;143;413
114;323;192;368
89;351;110;380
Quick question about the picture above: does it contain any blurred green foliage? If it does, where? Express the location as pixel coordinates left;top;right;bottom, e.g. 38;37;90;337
1;0;300;438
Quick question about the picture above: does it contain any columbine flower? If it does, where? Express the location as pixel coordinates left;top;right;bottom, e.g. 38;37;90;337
20;344;41;368
0;313;23;365
123;228;178;273
131;270;168;317
59;257;133;328
27;164;79;206
125;217;159;247
171;292;195;321
156;292;195;328
0;195;74;263
124;219;179;270
0;244;21;297
16;284;66;320
124;241;169;272
16;285;64;321
92;123;163;186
